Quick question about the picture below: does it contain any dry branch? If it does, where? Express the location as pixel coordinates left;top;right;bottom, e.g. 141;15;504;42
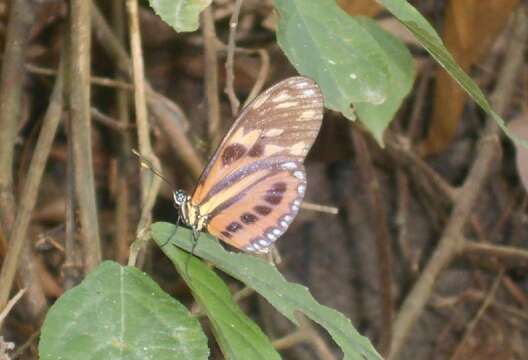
111;1;133;265
202;6;222;149
0;0;36;237
225;0;244;115
0;61;63;313
68;0;101;271
126;0;152;205
351;126;393;355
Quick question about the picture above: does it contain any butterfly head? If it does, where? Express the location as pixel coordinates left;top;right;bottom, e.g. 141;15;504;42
173;189;188;207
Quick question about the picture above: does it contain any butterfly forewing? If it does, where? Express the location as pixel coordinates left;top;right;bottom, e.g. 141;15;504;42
191;76;323;252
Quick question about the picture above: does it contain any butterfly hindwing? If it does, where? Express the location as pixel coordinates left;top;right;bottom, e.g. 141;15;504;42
190;76;323;252
206;160;307;252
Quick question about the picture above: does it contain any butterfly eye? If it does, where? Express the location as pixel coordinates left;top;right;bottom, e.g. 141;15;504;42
173;190;187;206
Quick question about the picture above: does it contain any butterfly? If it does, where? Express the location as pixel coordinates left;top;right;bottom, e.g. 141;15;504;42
173;76;324;253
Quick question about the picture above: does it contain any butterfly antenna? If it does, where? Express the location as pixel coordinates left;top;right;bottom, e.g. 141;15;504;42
132;149;175;189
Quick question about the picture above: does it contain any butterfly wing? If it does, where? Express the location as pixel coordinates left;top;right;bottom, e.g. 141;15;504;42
206;160;307;252
191;76;323;252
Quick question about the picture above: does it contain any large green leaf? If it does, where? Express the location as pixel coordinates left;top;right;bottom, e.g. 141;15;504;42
274;0;415;143
39;261;208;360
146;0;212;32
151;222;382;360
376;0;525;144
164;246;281;360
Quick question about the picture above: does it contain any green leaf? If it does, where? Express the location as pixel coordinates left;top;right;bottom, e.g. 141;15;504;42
151;222;382;360
146;0;212;33
39;261;208;360
376;0;526;145
273;0;415;144
163;246;281;360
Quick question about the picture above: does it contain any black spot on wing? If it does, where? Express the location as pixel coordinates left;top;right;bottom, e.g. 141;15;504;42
248;142;264;157
264;181;287;205
222;143;246;166
272;182;287;193
227;222;243;233
241;212;258;224
265;193;282;205
254;205;272;216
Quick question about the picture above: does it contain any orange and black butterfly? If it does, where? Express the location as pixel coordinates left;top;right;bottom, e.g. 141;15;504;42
173;76;324;253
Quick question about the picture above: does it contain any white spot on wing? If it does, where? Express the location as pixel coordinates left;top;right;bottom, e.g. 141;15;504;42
259;239;270;247
281;162;297;170
298;184;306;194
293;81;310;89
272;91;290;102
299;109;316;120
264;128;284;137
293;171;305;180
275;101;299;109
290;142;306;156
245;245;256;252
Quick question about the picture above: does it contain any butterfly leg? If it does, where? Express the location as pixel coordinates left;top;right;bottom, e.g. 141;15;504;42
160;213;182;248
184;230;199;275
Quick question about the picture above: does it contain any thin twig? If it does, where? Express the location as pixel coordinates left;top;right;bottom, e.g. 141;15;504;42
91;108;130;131
301;201;339;214
0;289;26;328
272;315;336;359
68;0;102;271
112;0;132;265
0;0;49;323
450;270;504;360
27;62;189;132
241;48;270;107
0;0;36;240
26;62;133;91
11;329;40;359
128;170;163;267
0;60;63;311
125;0;152;203
462;242;528;270
388;7;528;359
126;0;161;267
225;0;244;115
63;114;83;290
394;65;433;276
202;6;222;150
351;126;393;355
233;286;254;302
